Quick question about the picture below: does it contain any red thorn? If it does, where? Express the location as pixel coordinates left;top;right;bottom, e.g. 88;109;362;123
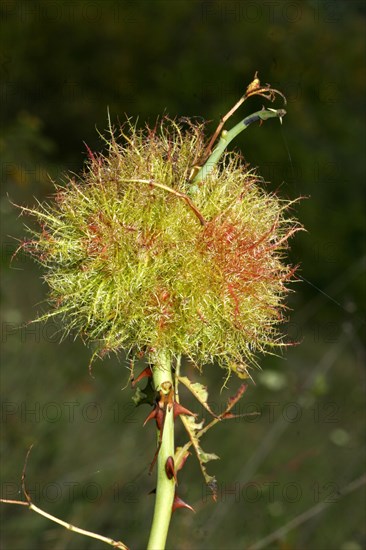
132;366;152;387
155;407;165;432
172;494;195;513
143;407;158;426
177;451;190;472
165;456;177;482
173;402;197;420
148;442;162;475
143;403;165;431
222;412;235;419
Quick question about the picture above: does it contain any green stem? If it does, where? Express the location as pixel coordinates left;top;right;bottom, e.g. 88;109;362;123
192;107;286;186
147;350;175;550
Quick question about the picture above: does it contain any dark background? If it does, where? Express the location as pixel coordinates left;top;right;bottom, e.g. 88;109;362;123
1;1;365;549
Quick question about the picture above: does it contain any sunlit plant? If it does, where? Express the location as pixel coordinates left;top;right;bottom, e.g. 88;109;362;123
5;74;301;549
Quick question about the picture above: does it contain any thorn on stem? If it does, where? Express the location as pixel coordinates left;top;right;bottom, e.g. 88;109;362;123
132;366;152;387
165;456;177;483
143;407;157;426
173;402;197;420
172;494;195;513
143;404;164;431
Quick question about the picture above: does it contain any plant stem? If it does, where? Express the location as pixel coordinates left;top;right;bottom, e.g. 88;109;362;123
147;350;175;550
192;107;286;186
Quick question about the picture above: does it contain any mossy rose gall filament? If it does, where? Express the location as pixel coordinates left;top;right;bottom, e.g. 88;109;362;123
23;118;300;376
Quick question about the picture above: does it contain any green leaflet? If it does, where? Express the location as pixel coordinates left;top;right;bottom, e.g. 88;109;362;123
178;376;218;417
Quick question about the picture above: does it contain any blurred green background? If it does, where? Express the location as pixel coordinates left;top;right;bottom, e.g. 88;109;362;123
1;1;365;549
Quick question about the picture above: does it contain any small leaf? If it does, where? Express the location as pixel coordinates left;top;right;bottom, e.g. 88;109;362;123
184;414;204;432
178;376;218;417
198;450;220;464
180;413;218;498
208;478;218;502
131;381;155;407
131;387;147;406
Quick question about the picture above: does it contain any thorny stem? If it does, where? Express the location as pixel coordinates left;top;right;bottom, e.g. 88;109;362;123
147;350;175;550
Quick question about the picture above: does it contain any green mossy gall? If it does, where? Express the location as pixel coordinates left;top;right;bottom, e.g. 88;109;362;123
21;117;301;377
